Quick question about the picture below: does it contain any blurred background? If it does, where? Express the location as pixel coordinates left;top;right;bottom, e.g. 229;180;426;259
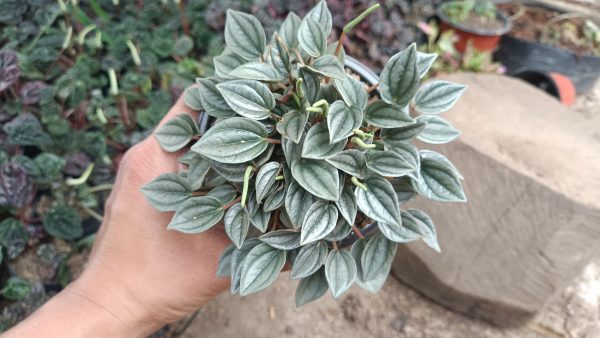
0;0;599;336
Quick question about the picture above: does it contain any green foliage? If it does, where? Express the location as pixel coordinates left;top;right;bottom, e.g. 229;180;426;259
0;0;221;307
145;1;467;305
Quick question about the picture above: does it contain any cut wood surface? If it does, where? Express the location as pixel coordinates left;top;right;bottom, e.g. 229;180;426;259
392;73;600;327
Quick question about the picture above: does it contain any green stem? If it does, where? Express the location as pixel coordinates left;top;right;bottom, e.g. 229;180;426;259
77;24;96;45
241;166;253;208
343;4;381;33
62;26;72;50
351;137;376;149
292;92;301;107
88;183;113;193
351;176;368;191
296;78;304;99
96;107;107;124
275;175;284;180
82;206;103;223
306;107;323;114
66;164;95;186
108;68;119;96
126;40;142;66
312;99;329;115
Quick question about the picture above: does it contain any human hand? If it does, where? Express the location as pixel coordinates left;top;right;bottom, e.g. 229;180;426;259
3;95;231;338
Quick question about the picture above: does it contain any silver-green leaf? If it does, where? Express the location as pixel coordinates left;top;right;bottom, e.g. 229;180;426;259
325;219;353;241
295;268;328;307
325;249;357;298
327;101;363;143
225;9;266;60
279;12;302;48
230;238;261;294
416;115;461;144
406;209;440;252
290;241;328;279
255;162;281;202
364;101;415;128
276;109;308;143
263;186;285;212
224;203;250;249
141;173;192;211
214;53;247;79
379;212;421;243
285;179;316;227
216;80;275;120
325;149;366;179
291;158;339;201
335;185;357;225
302;122;346;159
217;244;236;277
304;56;345;80
155;114;198;152
334;75;368;111
414;80;466;114
355;176;402;226
416;51;437;79
413;150;466;202
299;68;321;104
305;0;333;36
298;17;326;58
259;229;301;250
360;232;397;280
240;243;286;296
380;121;426;146
196;78;236;118
207;184;237;205
365;151;415;177
301;201;338;245
168;196;224;233
379;43;419;107
183;86;203;110
229;62;286;82
187;154;211;190
191;117;268;163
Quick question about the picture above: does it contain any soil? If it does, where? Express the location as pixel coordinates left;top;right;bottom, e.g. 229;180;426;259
499;4;600;56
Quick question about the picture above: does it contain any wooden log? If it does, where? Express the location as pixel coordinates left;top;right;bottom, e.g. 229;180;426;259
391;73;600;327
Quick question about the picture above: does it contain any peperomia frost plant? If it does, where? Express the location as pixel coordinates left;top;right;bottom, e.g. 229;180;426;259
143;1;467;306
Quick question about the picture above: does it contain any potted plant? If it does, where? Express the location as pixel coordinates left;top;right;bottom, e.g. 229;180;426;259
495;3;600;94
437;0;511;52
143;0;467;306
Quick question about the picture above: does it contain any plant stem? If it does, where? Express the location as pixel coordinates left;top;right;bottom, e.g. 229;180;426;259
266;138;281;144
270;113;281;121
88;183;113;193
240;166;253;207
66;164;95;186
343;4;381;33
351;176;368;191
306;107;323;114
352;225;365;239
178;0;190;35
275;175;284;180
82;206;103;223
332;241;339;250
351;137;376;149
223;197;241;210
291;92;301;107
292;49;305;65
335;3;381;57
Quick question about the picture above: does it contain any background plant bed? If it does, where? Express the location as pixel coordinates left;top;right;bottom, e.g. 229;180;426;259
495;3;600;94
436;1;511;53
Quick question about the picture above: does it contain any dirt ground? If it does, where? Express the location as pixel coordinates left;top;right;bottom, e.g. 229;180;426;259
179;80;600;338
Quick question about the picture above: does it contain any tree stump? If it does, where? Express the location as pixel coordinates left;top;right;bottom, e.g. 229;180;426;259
392;73;600;327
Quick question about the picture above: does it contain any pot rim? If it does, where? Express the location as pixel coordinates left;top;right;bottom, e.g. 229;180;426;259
437;1;512;37
499;29;600;61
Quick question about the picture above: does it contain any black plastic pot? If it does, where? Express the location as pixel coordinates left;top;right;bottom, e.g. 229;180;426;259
495;34;600;94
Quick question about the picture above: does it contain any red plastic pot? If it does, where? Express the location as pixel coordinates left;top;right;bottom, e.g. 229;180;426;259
436;2;512;53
